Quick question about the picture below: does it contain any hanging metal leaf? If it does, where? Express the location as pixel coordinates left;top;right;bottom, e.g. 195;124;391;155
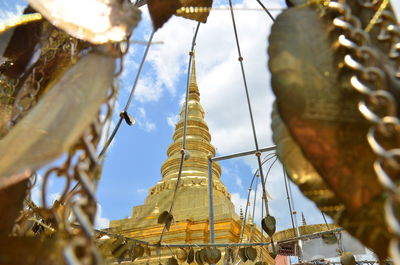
261;215;276;237
268;6;395;258
0;53;115;188
271;104;342;217
200;249;208;264
130;244;145;261
195;250;204;265
144;245;151;257
205;248;221;264
340;252;356;265
147;0;213;30
321;232;337;245
112;238;130;259
187;247;195;264
147;0;181;30
166;257;179;265
27;0;141;44
269;4;383;217
244;247;257;262
157;211;174;231
273;106;392;258
175;0;212;24
176;247;188;263
238;248;247;262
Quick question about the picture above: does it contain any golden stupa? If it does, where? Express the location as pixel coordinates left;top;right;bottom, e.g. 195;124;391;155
106;55;274;264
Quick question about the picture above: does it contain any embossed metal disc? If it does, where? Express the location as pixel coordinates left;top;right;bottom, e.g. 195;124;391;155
269;7;382;214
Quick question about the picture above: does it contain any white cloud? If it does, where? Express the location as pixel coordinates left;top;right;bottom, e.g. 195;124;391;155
135;106;157;132
134;74;163;102
235;175;243;190
0;3;25;21
136;188;148;193
167;113;180;128
141;0;285;165
95;203;110;229
144;121;156;132
231;192;248;216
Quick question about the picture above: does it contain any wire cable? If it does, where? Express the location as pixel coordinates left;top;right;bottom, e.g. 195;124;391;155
238;154;276;244
255;0;276;22
98;31;155;159
227;0;272;235
283;167;297;236
235;154;277;264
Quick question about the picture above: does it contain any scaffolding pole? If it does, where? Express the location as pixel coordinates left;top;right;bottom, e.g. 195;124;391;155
212;146;276;162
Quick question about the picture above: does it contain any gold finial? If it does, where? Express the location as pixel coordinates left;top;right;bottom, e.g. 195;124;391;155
189;51;197;86
188;51;200;98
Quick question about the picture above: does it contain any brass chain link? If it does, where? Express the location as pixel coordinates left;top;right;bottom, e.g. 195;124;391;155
326;0;400;263
6;34;127;262
359;0;400;78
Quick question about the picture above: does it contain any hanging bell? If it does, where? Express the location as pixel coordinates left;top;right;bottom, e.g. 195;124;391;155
144;245;151;257
176;248;188;263
195;250;204;265
111;238;130;259
187;247;195;264
261;215;276;237
205;248;221;264
244;247;257;261
166;257;179;265
322;232;337;244
130;244;145;261
181;149;190;160
120;111;135;126
238;248;248;262
340;252;356;265
158;211;174;231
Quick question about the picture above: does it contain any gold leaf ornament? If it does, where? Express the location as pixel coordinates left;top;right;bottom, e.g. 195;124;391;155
147;0;213;30
27;0;141;44
268;7;395;258
0;53;115;188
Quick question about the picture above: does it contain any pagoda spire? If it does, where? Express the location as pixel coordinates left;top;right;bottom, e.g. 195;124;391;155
129;51;233;225
160;52;222;183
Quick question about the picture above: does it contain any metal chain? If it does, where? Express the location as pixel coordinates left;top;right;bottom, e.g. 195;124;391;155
38;79;117;265
6;28;81;132
359;0;400;78
325;1;400;263
10;38;123;263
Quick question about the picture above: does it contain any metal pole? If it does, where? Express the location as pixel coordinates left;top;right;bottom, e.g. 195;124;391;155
159;242;271;248
208;158;215;244
212;146;276;161
283;168;302;262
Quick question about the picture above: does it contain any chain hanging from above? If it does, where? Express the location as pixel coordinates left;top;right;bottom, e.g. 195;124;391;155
269;0;400;261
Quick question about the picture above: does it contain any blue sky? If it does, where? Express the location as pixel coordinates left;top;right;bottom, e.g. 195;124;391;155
2;0;400;236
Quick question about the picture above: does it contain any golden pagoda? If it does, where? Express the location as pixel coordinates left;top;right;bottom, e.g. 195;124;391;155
107;55;274;264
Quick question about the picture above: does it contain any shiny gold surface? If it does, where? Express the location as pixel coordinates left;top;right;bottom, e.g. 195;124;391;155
268;6;394;258
272;224;338;242
108;55;274;264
